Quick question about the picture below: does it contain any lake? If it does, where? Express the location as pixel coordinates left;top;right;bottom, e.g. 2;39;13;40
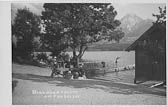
35;51;135;68
34;51;135;82
67;51;135;68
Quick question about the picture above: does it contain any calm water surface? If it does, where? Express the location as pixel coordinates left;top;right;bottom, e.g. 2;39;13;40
36;51;135;67
68;51;135;67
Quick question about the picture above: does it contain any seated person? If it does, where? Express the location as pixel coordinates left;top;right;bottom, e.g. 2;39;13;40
78;64;86;78
64;70;73;79
50;63;61;77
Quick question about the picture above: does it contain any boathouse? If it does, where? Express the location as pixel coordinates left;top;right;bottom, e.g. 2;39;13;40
125;23;166;83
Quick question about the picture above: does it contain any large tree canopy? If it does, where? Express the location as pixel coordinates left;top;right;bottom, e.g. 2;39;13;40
12;8;41;59
41;3;124;61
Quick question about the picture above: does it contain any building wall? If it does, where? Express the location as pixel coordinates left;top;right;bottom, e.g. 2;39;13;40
135;47;152;80
135;46;166;81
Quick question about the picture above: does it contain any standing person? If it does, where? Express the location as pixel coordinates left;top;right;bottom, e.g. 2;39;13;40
115;57;120;72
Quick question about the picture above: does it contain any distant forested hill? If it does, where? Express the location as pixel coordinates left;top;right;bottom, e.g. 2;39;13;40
65;43;131;51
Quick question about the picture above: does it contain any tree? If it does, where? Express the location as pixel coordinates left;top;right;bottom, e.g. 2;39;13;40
152;6;166;25
107;28;124;43
41;3;124;66
12;8;41;59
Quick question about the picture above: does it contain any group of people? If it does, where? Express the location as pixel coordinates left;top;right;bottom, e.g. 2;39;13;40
50;60;86;80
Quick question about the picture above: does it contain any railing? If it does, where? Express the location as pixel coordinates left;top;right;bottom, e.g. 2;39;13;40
82;62;135;78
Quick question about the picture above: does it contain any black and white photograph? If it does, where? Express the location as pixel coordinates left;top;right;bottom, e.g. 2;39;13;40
1;0;167;105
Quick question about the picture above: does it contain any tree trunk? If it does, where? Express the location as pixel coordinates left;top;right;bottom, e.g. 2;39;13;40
72;45;88;68
78;45;88;59
72;47;78;68
73;48;76;57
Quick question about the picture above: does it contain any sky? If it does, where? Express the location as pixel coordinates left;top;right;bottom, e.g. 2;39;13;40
12;3;166;21
113;3;166;20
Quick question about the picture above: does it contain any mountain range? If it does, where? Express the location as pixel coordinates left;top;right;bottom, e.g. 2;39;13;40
119;13;153;43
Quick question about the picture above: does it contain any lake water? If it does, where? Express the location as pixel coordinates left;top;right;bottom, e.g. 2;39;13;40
67;51;135;68
69;51;135;82
35;51;135;68
35;51;135;82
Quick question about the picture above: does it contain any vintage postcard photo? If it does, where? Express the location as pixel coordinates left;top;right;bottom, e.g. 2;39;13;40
10;0;166;105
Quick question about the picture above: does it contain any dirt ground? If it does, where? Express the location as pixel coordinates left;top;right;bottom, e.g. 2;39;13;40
12;63;166;105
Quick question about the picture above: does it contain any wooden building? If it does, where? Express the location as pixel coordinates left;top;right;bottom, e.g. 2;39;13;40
125;23;166;83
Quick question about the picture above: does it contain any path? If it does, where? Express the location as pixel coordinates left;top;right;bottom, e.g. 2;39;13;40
12;63;166;105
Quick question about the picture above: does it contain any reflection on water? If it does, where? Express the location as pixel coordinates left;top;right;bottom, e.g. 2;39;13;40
99;70;135;84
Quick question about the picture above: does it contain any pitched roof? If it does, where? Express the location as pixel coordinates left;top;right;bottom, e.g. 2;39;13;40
125;23;166;51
